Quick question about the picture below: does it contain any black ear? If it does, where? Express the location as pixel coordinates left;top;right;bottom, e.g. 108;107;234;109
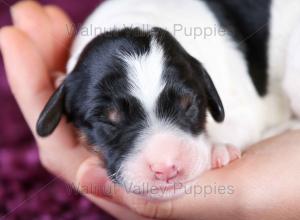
36;84;66;137
202;68;225;122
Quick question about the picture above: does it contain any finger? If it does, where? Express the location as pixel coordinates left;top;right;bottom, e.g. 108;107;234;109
10;0;56;70
76;157;109;197
0;27;52;125
0;27;76;148
44;5;74;71
10;1;74;72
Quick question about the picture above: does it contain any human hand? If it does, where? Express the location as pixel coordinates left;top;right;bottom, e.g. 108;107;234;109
2;1;300;220
0;1;148;219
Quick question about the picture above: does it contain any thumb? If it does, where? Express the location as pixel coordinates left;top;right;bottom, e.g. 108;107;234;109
76;156;110;197
76;157;175;219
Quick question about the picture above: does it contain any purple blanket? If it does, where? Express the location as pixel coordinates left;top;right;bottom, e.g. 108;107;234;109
0;1;114;219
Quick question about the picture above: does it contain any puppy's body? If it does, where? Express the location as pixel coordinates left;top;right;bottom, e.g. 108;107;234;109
38;0;300;198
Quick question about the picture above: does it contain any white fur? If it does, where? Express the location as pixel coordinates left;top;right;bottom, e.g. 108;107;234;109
283;19;300;118
268;0;300;80
264;0;300;135
122;40;165;118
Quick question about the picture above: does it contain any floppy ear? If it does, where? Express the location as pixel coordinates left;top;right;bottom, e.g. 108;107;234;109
36;84;66;137
202;68;225;122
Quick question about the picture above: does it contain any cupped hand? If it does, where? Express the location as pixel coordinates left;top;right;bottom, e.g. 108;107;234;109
2;1;300;220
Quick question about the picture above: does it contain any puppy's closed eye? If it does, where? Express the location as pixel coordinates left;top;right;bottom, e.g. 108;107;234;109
106;108;122;124
179;94;194;111
177;93;202;123
88;106;122;126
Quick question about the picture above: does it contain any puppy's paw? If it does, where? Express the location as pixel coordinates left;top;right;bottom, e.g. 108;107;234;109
211;144;241;169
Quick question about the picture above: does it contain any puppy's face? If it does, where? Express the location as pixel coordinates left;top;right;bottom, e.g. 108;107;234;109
37;27;224;199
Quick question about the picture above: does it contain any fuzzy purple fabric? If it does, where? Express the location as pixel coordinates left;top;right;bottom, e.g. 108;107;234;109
0;1;115;219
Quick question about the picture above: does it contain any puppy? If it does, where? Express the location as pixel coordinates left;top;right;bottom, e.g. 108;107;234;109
36;0;300;199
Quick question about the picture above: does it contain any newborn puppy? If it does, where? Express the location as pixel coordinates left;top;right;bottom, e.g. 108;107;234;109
36;0;300;199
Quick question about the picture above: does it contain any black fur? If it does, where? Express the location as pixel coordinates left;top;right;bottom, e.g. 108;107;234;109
64;28;151;179
153;28;223;135
203;0;271;96
36;27;224;183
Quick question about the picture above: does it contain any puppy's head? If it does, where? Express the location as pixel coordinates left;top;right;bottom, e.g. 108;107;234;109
37;27;224;199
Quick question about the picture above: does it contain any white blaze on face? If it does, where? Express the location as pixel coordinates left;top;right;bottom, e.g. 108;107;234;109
124;40;166;119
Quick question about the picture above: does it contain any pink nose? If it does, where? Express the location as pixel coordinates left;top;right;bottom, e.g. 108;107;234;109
150;164;179;182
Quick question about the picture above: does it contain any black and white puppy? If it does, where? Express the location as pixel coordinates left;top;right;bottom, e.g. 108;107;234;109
37;0;300;199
